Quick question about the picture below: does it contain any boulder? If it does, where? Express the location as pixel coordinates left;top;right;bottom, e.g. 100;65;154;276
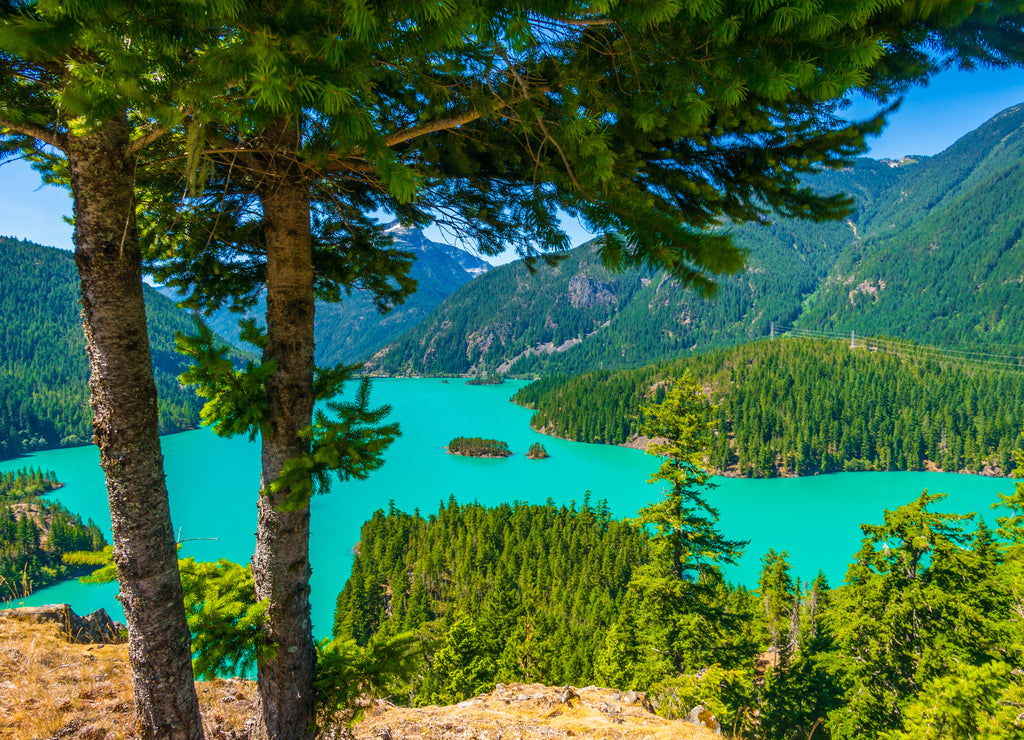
686;704;722;735
1;603;126;644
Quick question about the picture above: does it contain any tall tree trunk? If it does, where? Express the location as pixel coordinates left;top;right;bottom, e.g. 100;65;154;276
252;126;318;739
67;116;204;739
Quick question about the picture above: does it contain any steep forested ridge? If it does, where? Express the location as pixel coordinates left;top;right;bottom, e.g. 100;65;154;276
368;104;1024;376
201;223;490;366
0;237;203;459
512;338;1024;477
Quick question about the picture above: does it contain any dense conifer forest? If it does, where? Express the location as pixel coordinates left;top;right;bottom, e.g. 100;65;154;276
0;470;106;598
0;237;204;460
446;437;512;457
332;497;650;704
513;338;1024;477
331;481;1024;738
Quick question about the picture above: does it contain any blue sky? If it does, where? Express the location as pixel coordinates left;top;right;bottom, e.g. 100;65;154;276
3;66;1024;256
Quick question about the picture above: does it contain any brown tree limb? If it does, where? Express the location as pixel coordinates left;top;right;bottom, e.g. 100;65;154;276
0;119;64;151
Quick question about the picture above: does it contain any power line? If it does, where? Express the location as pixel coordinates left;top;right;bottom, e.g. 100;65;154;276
771;323;1024;373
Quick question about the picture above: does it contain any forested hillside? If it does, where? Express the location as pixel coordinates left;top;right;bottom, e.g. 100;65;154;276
0;237;203;459
369;104;1024;376
333;486;1024;739
799;103;1024;349
202;223;490;366
333;497;651;704
512;338;1024;477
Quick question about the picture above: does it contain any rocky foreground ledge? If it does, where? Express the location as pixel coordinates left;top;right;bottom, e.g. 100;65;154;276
352;683;722;739
0;605;721;739
2;603;126;644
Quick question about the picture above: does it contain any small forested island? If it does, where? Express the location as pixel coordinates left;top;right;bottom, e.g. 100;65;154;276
447;437;512;457
526;442;549;459
0;470;107;598
465;374;505;385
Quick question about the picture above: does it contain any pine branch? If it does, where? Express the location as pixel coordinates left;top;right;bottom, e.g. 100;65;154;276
128;124;170;155
0;119;64;151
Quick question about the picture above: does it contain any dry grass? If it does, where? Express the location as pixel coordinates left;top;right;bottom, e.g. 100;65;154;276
352;683;722;740
0;616;258;739
0;619;721;740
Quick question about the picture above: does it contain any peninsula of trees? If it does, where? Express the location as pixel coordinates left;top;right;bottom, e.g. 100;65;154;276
447;437;512;458
513;338;1024;477
0;469;106;598
0;467;62;498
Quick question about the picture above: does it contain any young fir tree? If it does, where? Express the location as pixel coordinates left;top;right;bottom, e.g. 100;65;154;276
599;376;748;681
826;491;1006;740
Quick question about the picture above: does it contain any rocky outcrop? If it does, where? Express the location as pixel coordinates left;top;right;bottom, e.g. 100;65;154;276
352;682;721;739
567;274;617;308
1;604;125;644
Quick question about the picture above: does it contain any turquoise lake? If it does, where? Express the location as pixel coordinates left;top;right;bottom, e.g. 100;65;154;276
1;378;1015;639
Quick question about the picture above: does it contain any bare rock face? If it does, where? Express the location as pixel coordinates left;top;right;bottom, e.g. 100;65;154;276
1;604;126;644
353;683;720;739
567;275;617;309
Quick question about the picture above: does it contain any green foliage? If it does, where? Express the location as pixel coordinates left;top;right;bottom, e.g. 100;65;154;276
327;472;1024;738
826;491;1006;739
636;377;746;581
179;558;269;680
63;545;117;585
373;105;1024;380
0;466;60;499
651;665;754;729
513;337;1024;477
0;496;106;599
0;238;204;459
315;632;420;728
446;437;511;457
176;319;273;440
332;498;650;703
178;315;398;509
881;662;1024;740
268;376;399;511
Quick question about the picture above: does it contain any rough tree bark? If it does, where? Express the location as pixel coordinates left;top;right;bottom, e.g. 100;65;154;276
66;115;205;740
251;119;318;739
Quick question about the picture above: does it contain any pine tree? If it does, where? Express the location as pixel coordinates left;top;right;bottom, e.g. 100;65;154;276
0;3;211;735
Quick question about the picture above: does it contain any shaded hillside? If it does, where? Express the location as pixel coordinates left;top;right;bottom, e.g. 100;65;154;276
368;209;855;376
369;103;1024;375
203;223;490;365
0;238;204;459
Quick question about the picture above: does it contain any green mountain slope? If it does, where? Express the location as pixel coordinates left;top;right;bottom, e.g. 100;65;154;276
367;213;856;376
368;103;1024;375
799;103;1024;350
0;237;203;459
202;223;491;366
